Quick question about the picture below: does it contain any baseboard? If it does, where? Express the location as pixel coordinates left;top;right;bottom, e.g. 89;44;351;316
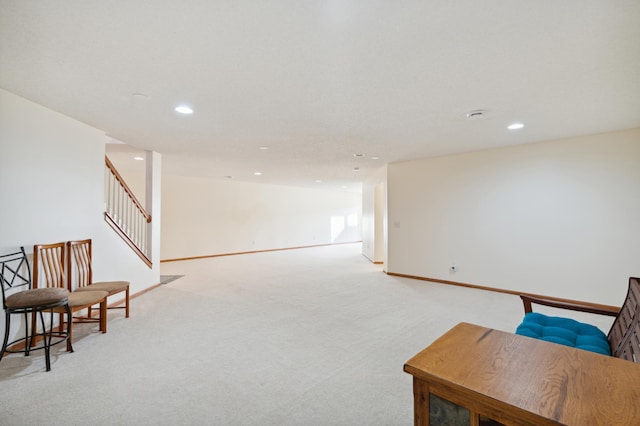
361;253;384;265
160;241;363;263
385;271;620;312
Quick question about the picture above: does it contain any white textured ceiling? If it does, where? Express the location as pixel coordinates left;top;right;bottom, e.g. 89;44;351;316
1;1;639;192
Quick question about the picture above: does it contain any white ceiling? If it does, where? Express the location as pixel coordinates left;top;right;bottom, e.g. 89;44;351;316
1;1;639;192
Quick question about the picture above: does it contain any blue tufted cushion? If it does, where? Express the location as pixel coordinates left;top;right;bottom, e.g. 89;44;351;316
515;312;611;356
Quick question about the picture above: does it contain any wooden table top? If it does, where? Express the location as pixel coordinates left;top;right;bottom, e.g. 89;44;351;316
404;322;640;425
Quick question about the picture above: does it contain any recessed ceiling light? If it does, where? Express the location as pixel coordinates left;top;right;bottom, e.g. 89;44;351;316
225;175;233;179
133;156;144;161
175;105;194;114
371;156;380;160
315;180;322;183
341;186;347;189
353;167;360;172
507;122;525;130
259;146;269;150
353;153;365;158
254;172;262;176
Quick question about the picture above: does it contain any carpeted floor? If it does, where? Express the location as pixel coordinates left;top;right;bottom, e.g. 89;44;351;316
0;243;613;425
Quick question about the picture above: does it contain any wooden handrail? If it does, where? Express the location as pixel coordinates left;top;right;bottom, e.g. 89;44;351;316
105;156;151;223
104;213;152;267
520;294;620;316
104;156;152;267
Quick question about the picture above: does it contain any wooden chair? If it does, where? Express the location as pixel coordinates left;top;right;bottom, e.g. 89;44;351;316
33;242;108;351
67;239;130;318
517;276;639;362
0;247;73;371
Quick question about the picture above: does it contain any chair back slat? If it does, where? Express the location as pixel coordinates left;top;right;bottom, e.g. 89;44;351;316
617;324;640;363
67;239;93;290
609;277;640;362
33;243;67;290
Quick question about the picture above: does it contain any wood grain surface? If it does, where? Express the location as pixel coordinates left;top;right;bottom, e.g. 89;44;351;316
404;322;640;425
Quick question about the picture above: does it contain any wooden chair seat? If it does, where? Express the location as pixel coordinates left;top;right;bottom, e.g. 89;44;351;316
74;280;129;294
63;290;109;308
51;290;108;349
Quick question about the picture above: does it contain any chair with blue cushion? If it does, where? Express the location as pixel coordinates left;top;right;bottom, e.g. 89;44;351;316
515;277;640;362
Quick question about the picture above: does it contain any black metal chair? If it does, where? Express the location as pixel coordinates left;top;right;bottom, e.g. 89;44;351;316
0;247;73;371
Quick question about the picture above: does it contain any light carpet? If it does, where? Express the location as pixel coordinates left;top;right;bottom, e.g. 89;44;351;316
0;243;612;425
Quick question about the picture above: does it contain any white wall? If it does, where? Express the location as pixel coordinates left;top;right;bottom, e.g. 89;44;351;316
161;174;361;260
0;89;159;341
387;129;640;306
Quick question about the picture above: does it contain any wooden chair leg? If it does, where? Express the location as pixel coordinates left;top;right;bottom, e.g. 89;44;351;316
29;311;37;351
58;312;64;333
125;287;130;318
99;300;107;333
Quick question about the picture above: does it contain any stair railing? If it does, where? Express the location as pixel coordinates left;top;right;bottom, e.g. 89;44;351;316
104;156;152;267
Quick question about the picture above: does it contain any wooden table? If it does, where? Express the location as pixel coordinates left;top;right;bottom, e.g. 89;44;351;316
404;322;640;425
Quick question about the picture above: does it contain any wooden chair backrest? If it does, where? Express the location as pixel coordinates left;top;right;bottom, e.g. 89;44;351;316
608;277;640;363
33;242;67;290
67;239;93;290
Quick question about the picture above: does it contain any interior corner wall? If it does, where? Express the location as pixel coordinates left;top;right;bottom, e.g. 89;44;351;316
387;128;640;306
0;88;158;331
160;174;362;260
362;167;387;263
374;182;387;264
